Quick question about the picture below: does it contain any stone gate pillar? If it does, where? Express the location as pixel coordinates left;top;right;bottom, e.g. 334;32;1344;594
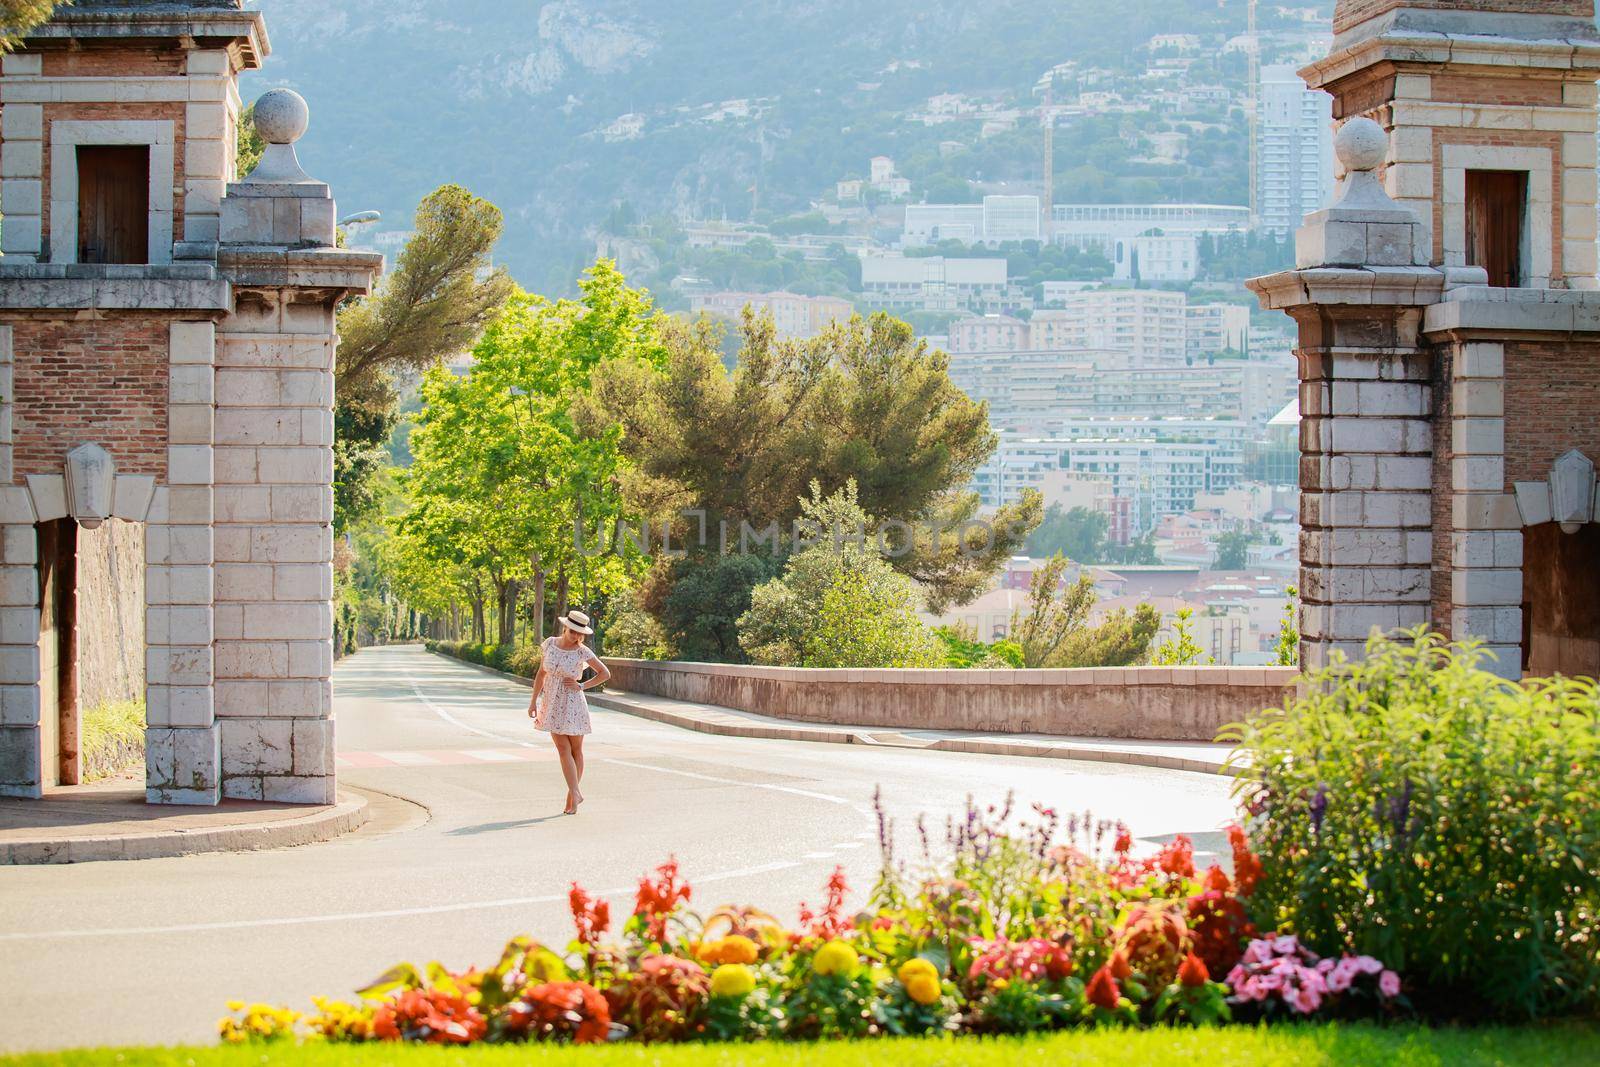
207;92;379;804
1252;122;1448;670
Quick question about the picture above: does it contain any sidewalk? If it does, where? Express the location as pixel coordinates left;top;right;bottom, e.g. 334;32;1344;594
0;780;370;865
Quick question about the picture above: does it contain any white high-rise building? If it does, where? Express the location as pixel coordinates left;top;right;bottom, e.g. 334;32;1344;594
1256;65;1335;234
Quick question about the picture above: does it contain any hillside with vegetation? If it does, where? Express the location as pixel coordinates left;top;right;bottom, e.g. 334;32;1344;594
253;0;1332;294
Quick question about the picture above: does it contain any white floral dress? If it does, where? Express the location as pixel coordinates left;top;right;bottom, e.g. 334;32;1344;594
537;636;594;736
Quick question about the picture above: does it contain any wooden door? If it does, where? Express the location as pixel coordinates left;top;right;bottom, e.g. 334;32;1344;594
77;145;150;265
1465;169;1526;288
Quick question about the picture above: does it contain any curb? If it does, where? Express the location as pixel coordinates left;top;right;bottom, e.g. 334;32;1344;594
427;649;1233;778
0;789;371;865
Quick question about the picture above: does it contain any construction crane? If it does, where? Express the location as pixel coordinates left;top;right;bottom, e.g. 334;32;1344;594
1247;0;1260;228
1042;82;1055;242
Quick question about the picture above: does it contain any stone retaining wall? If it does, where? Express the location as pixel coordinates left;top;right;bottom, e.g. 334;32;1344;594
601;660;1300;742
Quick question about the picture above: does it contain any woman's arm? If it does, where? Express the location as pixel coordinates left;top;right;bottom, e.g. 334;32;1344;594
580;653;611;692
528;666;546;716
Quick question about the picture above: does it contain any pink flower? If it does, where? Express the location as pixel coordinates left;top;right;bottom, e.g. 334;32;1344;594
1271;934;1299;955
1379;970;1401;998
1325;962;1353;994
1352;955;1384;975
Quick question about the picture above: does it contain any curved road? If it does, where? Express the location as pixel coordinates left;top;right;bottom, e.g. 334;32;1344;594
0;644;1236;1052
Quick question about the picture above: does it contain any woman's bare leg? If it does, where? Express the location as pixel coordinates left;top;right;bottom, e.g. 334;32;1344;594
569;735;585;805
553;734;580;813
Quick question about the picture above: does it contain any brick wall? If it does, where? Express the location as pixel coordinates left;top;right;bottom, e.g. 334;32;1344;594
41;49;186;78
1502;340;1600;485
8;317;170;478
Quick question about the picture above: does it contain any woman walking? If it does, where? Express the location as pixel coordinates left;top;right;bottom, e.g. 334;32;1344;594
529;609;611;815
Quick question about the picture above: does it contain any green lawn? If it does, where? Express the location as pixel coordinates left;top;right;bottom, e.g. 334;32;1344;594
7;1025;1598;1067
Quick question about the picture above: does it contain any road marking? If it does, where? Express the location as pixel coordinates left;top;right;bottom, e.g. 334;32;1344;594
0;859;805;944
376;751;439;766
401;667;856;808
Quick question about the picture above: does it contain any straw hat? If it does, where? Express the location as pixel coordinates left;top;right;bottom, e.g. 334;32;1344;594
557;609;594;635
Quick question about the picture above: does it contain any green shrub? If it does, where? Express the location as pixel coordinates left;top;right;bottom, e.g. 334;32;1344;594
1223;631;1600;1020
506;641;543;677
82;699;145;781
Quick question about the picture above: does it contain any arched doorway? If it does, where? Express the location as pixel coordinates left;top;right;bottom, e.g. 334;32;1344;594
1521;522;1600;678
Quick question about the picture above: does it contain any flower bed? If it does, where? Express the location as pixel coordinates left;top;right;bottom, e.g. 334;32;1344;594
222;803;1406;1048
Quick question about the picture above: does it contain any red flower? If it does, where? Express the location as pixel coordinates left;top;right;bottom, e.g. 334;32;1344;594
1108;947;1132;981
569;883;611;946
1227;825;1263;897
501;981;610;1044
603;955;709;1043
634;858;692;942
1086;965;1121;1011
1185;888;1256;977
1204;865;1231;893
373;987;487;1045
797;866;851;939
1178;952;1210;987
1157;835;1195;879
1113;826;1133;854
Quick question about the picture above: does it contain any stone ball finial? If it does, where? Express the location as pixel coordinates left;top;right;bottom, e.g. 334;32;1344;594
253;88;310;146
1335;117;1387;173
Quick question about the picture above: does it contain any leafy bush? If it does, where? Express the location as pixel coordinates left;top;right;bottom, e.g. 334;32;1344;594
81;699;145;781
935;625;1024;669
1009;556;1159;668
603;591;671;660
739;482;940;668
1223;631;1600;1020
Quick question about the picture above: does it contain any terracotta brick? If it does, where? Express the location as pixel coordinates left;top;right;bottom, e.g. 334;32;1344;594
6;318;169;478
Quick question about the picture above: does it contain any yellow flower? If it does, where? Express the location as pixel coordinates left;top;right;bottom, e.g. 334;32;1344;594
812;940;860;977
897;958;939;986
703;934;760;965
710;964;757;999
904;973;942;1006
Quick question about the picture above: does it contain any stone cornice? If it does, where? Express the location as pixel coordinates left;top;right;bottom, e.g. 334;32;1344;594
1303;31;1600;90
1249;266;1447;311
218;248;383;298
23;4;269;69
0;263;230;313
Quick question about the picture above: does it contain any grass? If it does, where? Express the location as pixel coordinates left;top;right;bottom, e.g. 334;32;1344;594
6;1025;1599;1067
80;698;145;781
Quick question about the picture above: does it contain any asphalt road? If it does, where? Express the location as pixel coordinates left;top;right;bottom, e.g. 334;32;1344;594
0;644;1237;1052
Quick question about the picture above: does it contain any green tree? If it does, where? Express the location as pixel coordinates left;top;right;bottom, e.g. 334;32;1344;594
1152;607;1212;666
1;1;60;52
338;185;514;406
235;102;265;179
1008;556;1159;669
334;185;514;534
1274;585;1300;667
391;261;661;648
1025;504;1109;563
1214;529;1256;571
589;310;1038;612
